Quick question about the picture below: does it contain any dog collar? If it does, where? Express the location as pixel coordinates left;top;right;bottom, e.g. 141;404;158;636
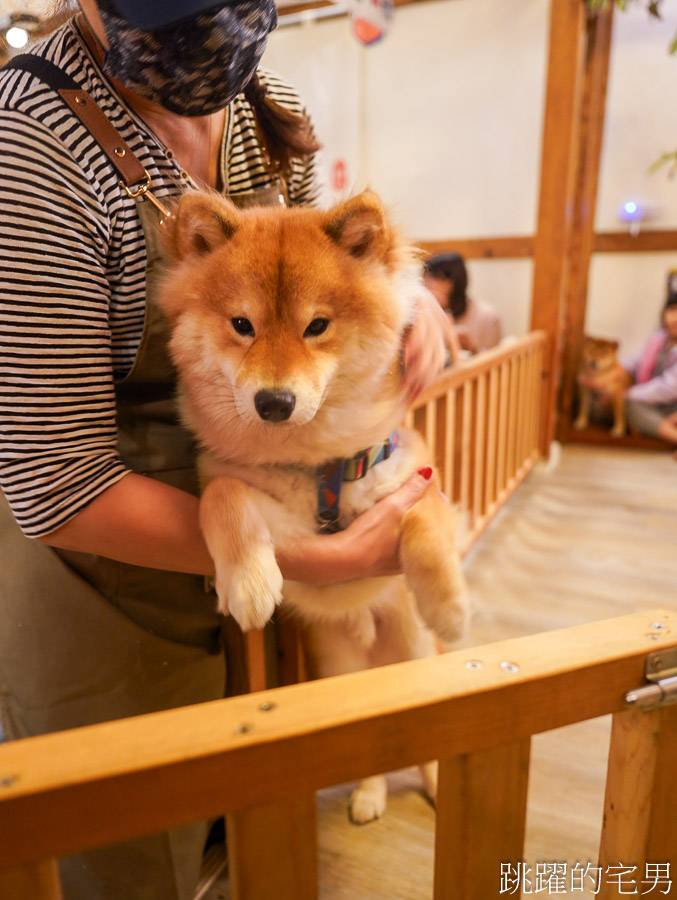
316;431;399;534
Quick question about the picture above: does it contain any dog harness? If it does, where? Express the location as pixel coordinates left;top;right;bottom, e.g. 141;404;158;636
316;431;399;533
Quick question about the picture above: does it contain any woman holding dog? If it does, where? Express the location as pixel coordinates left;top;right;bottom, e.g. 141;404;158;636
0;2;455;897
622;291;677;446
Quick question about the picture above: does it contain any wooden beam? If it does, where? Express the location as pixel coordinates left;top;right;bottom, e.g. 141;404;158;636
594;229;677;253
415;229;677;261
417;236;534;260
278;0;446;21
531;0;587;455
0;610;673;870
558;6;614;442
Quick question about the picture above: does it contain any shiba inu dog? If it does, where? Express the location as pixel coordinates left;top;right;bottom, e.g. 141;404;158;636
574;336;632;437
158;189;469;821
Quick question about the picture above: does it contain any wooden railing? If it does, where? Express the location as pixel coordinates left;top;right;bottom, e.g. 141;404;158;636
406;331;545;554
0;610;675;899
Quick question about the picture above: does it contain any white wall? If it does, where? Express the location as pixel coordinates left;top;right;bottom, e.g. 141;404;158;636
262;17;362;209
264;0;547;336
267;0;677;346
360;0;548;239
587;0;677;356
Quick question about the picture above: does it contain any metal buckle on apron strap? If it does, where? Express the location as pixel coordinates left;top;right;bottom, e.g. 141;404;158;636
121;173;173;223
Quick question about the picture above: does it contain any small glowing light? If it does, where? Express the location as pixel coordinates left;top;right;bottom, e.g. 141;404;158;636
6;27;29;49
623;201;638;215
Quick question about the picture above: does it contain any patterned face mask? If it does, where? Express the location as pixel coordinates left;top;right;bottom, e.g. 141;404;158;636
96;0;278;116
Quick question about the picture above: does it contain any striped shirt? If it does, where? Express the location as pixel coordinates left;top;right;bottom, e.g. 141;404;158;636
0;18;319;537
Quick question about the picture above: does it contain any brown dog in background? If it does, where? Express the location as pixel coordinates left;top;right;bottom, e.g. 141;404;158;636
158;189;469;822
574;336;632;437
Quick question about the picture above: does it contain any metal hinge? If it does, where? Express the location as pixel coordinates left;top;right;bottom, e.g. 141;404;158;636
625;648;677;710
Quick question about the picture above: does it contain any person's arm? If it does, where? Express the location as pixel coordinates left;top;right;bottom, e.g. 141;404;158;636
401;286;461;401
0;109;132;540
626;354;677;405
38;468;435;584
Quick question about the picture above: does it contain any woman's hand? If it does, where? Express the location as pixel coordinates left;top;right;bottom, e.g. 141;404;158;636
401;286;461;402
276;468;434;584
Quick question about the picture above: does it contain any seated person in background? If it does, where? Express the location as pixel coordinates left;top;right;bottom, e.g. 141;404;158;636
621;292;677;446
423;252;502;354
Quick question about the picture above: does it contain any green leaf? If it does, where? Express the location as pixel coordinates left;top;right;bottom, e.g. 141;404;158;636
647;151;677;175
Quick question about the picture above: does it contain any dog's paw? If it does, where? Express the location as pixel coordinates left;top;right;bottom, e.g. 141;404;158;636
573;416;588;431
349;776;387;824
215;543;283;631
610;423;626;438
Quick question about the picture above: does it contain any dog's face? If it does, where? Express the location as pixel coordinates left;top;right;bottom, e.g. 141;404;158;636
158;191;416;458
580;336;619;374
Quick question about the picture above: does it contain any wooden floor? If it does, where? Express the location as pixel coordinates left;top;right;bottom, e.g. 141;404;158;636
206;445;677;900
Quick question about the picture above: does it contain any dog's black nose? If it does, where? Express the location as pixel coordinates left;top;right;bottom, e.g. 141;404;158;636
254;390;296;422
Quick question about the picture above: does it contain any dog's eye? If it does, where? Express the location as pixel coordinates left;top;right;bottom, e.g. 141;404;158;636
304;318;329;338
231;318;255;337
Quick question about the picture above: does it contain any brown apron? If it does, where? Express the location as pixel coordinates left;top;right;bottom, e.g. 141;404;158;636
0;90;286;898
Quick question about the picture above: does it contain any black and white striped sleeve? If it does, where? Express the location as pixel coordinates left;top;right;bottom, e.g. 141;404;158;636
0;109;129;538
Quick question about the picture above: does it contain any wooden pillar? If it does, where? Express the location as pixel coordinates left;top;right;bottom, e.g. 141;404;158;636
531;0;588;455
558;6;614;441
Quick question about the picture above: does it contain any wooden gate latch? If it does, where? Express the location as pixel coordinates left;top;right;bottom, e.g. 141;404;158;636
625;647;677;710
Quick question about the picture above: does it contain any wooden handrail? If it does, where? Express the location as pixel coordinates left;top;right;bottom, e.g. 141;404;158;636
0;610;674;883
412;332;545;404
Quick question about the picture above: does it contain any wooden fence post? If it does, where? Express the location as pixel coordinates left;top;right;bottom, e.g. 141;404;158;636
227;793;318;900
0;860;63;900
598;705;677;899
433;740;531;899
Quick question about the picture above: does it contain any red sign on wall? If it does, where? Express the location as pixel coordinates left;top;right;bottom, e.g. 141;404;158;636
331;159;348;192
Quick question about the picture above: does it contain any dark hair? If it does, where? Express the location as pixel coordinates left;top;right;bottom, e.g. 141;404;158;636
423;252;469;318
244;73;321;178
662;291;677;326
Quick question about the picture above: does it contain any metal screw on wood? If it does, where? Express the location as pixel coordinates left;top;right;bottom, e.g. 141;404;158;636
465;660;483;670
235;723;253;735
258;702;276;712
500;661;520;673
650;622;667;632
0;775;17;788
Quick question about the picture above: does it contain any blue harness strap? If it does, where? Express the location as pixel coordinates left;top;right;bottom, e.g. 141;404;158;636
316;431;399;533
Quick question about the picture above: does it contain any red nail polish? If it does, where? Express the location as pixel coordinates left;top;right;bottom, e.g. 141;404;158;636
418;466;433;480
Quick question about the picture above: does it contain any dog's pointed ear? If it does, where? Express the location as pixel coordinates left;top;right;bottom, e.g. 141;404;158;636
163;191;239;261
323;191;391;263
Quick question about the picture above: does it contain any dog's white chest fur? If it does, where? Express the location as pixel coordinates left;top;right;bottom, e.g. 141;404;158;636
199;428;422;640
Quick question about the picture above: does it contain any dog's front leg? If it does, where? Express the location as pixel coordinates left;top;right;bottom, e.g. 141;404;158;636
200;476;283;631
399;483;469;643
573;385;591;430
611;388;627;437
